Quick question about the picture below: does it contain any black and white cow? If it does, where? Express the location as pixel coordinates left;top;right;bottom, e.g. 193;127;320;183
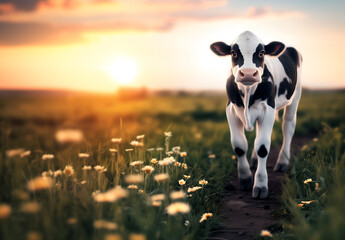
210;31;302;199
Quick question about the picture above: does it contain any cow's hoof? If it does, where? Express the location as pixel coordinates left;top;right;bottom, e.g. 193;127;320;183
239;177;253;191
250;158;257;169
252;186;268;199
274;163;290;172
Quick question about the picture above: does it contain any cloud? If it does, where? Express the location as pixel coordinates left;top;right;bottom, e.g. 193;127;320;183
0;0;305;45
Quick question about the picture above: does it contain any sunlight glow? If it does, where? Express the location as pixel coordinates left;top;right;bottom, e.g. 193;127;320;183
106;58;138;85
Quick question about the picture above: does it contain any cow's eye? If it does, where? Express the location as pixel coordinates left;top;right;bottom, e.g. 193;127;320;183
231;51;237;58
259;50;265;58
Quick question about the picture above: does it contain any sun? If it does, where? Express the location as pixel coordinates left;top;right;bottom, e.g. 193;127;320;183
107;58;138;85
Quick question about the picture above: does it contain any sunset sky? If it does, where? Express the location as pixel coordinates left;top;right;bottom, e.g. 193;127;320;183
0;0;344;93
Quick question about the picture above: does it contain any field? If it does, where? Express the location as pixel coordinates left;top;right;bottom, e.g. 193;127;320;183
0;90;344;240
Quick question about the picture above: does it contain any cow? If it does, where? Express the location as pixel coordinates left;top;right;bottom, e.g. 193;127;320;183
210;31;302;199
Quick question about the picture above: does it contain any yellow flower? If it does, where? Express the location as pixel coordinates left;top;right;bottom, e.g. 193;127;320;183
151;194;165;202
183;175;191;179
55;129;83;144
199;179;208;185
260;230;273;237
53;170;62;177
82;165;92;171
166;202;190;215
93;220;118;230
104;234;122;240
297;203;304;207
138;189;144;194
93;186;128;203
174;162;181;167
94;165;107;173
151;158;158;164
179;179;186;185
27;177;53;191
20;202;41;214
111;138;122;143
130;161;144;167
170;191;186;200
164;132;172;137
125;148;133;152
303;178;312;184
67;218;78;225
154;173;169;182
301;200;315;205
200;213;213;223
152;201;162;207
42;154;54;160
187;186;202;193
128;185;138;190
315;182;320;191
109;148;117;154
41;170;53;177
182;163;188;169
313;138;319;142
63;165;75;176
129;234;146;240
20;150;31;158
136;134;145;139
141;165;155;174
158;157;175;166
231;155;236;160
209;154;216;159
6;148;25;158
78;153;90;158
180;152;187;157
0;204;11;219
81;180;87;184
125;174;144;184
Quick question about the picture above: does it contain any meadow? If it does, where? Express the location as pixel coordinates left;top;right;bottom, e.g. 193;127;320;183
0;89;344;240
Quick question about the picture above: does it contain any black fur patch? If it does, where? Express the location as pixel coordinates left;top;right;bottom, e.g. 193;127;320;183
257;145;268;158
231;44;244;68
252;44;265;68
278;47;299;99
235;147;245;157
210;42;232;56
248;65;275;108
226;75;244;107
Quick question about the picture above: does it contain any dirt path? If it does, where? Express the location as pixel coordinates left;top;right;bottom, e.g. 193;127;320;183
209;135;314;240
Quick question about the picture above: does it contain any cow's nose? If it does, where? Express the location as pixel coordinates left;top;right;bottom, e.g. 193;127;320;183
238;68;260;86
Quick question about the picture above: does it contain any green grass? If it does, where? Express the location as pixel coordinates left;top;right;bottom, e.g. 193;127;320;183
0;90;344;240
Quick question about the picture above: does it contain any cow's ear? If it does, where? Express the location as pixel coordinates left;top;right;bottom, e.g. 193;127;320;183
210;42;232;56
265;41;285;56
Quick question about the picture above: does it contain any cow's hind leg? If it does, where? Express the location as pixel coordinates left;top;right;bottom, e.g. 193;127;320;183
274;90;301;172
226;105;252;191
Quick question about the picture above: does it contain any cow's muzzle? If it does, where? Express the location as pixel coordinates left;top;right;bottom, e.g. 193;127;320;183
237;68;260;86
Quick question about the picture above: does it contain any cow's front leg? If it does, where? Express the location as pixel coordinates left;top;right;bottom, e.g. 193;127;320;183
252;108;275;199
226;105;252;190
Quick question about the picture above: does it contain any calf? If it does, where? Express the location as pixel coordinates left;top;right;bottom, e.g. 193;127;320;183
210;31;302;199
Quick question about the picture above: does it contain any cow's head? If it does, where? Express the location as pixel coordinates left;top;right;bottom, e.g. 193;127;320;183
210;31;285;87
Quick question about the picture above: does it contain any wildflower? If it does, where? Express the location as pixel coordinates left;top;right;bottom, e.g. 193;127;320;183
175;162;181;167
183;175;191;179
41;170;53;177
313;138;319;142
13;190;30;200
156;147;164;151
125;148;133;152
151;194;165;202
184;220;190;226
301;145;309;151
152;201;162;207
151;158;158;164
81;180;87;184
297;203;304;207
315;182;320;191
129;234;146;240
182;163;188;169
130;141;140;146
109;148;117;154
82;165;92;171
187;194;192;197
200;213;213;223
53;170;62;177
63;165;75;176
93;186;128;203
27;232;42;240
209;154;216;159
0;204;11;219
301;200;315;204
166;202;190;215
128;185;138;190
138;189;144;194
166;151;174;156
170;191;186;200
42;154;54;160
78;153;90;158
111;138;122;143
130;161;144;167
27;177;53;191
180;152;187;157
6;148;25;158
187;186;202;193
147;148;155;152
154;173;169;182
304;178;312;184
164;132;172;137
179;179;186;185
67;218;78;224
172;146;181;152
20;202;41;214
141;165;155;174
137;134;145;139
94;165;107;173
231;155;236;160
260;230;273;237
105;234;122;240
55;129;83;144
93;220;118;230
158;157;175;166
199;179;208;185
125;174;144;184
20;150;31;158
